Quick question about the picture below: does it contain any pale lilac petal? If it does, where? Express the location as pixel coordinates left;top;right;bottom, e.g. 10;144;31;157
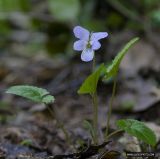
74;40;86;51
91;32;108;41
81;49;94;62
73;26;89;40
91;41;101;50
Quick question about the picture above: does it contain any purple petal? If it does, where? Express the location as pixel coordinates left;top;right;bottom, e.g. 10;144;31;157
91;41;101;50
74;40;86;51
91;32;108;41
81;49;94;62
73;26;89;40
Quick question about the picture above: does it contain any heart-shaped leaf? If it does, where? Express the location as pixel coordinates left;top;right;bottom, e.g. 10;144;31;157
78;64;105;94
116;119;157;147
6;85;55;104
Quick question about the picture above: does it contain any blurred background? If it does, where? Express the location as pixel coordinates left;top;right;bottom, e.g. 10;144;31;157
0;0;160;86
0;0;159;57
0;0;160;97
0;0;160;157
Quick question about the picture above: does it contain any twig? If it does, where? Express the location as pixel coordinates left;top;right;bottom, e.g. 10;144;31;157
49;141;111;159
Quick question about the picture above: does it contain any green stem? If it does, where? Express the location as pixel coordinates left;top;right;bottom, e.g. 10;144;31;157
91;92;98;144
91;55;98;144
46;105;71;145
92;54;96;72
105;129;123;140
105;77;117;139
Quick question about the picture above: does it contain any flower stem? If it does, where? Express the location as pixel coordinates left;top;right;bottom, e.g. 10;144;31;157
105;77;117;139
92;54;96;72
91;92;98;144
91;56;98;144
46;104;71;145
105;129;123;140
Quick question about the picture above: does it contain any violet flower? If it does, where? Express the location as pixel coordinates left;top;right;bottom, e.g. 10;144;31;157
73;26;108;62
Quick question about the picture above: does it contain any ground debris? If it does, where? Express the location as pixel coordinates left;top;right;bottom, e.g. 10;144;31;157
48;141;111;159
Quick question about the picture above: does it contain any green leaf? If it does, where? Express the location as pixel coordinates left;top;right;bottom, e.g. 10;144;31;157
42;95;55;104
48;0;80;22
78;64;105;94
6;85;55;104
150;10;160;26
143;0;159;7
104;37;139;79
116;119;157;147
0;0;30;12
20;139;32;146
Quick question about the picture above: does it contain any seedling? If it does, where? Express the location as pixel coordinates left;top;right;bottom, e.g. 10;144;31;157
6;85;71;145
74;26;156;148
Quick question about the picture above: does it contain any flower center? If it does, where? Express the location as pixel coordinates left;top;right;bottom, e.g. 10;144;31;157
86;41;92;49
85;32;93;49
